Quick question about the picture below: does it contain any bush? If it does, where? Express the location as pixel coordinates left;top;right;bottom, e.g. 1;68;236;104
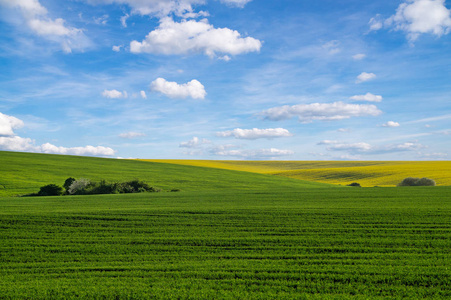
68;178;91;195
397;177;436;187
415;177;436;186
347;182;361;187
38;184;64;196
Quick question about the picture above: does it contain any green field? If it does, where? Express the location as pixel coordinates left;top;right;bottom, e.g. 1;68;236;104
0;151;327;197
1;151;450;299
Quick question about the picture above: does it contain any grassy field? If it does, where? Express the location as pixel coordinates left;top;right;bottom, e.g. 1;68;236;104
143;160;451;187
0;151;328;197
1;188;450;299
1;151;450;298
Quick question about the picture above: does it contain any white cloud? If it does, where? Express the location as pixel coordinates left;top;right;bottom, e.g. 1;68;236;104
381;121;401;127
220;0;252;8
386;0;451;42
352;53;366;60
130;18;262;58
0;112;25;136
119;132;146;139
179;136;210;148
322;40;341;55
0;0;89;53
350;92;383;102
369;14;384;31
0;135;115;156
216;128;293;140
120;13;129;27
140;90;147;99
356;72;376;83
318;140;373;152
112;45;122;52
318;140;424;154
151;78;206;99
86;0;205;17
260;102;382;123
102;89;128;98
213;148;294;158
40;143;116;156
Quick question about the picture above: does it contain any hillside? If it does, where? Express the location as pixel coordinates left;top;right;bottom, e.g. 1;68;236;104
0;151;329;197
142;160;451;187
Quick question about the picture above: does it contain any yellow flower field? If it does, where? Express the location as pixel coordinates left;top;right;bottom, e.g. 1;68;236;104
140;160;451;187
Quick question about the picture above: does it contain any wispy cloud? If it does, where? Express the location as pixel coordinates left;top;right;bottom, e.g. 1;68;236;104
318;140;425;155
119;132;146;139
260;102;382;123
216;128;293;140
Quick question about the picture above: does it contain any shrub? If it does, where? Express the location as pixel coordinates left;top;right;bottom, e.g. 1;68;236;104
415;177;436;186
68;178;91;195
347;182;361;187
38;184;64;196
397;177;436;187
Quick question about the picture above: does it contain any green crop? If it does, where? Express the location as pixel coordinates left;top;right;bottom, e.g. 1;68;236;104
1;187;450;299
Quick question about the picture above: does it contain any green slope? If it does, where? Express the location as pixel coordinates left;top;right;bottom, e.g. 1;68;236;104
0;151;329;196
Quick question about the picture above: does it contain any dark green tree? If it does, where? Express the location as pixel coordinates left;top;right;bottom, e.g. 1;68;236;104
38;184;64;196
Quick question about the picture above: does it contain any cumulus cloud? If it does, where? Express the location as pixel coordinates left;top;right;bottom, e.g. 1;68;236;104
130;18;262;58
216;128;293;140
386;0;451;42
151;78;206;99
260;102;382;123
102;89;128;99
119;132;146;139
0;112;115;156
0;0;89;53
0;112;25;136
318;140;424;154
140;90;147;99
350;93;383;102
0;136;115;156
212;148;294;158
381;121;400;127
356;72;377;83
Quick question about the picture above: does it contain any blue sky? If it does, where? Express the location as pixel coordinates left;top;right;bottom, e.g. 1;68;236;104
0;0;450;160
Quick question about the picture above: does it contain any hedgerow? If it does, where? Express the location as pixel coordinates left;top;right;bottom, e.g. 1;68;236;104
33;178;162;196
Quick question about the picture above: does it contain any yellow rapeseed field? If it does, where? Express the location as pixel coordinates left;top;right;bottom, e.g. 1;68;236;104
139;160;451;187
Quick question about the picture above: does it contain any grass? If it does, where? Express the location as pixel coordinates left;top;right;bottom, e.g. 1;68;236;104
1;187;450;299
143;160;451;187
0;151;328;197
1;151;450;298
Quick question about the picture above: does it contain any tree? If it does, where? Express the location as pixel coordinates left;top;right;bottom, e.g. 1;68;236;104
68;178;91;195
38;184;64;196
63;177;76;192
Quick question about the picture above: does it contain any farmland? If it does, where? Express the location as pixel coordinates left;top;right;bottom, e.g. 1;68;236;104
143;160;451;187
0;151;450;299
